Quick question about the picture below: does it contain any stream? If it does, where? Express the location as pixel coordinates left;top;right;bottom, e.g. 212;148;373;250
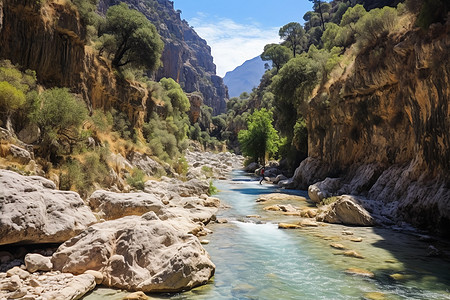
84;170;450;299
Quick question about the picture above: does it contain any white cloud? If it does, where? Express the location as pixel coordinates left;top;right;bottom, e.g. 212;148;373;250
189;16;280;77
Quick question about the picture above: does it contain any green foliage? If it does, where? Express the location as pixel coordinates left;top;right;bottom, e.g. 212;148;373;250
142;78;190;162
340;4;367;27
34;88;88;152
127;168;146;190
100;3;164;70
354;6;397;50
271;55;320;110
201;166;213;178
111;109;134;140
60;148;110;197
91;109;113;133
261;44;293;71
0;60;38;130
0;81;26;113
173;156;189;176
238;108;281;164
208;180;218;195
320;196;339;206
279;22;307;57
292;117;308;154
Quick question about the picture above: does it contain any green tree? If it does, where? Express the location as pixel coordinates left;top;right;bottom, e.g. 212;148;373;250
308;0;326;31
33;88;88;158
101;3;164;70
261;44;293;71
0;61;38;132
279;22;306;57
0;81;25;132
238;108;281;165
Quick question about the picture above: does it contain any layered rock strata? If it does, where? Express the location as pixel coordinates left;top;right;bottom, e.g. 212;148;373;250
285;21;450;235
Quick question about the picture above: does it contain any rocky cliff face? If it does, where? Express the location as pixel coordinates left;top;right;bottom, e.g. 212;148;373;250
293;21;450;236
98;0;228;115
0;0;151;127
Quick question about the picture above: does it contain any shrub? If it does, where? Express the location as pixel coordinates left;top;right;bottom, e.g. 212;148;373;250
127;168;146;190
354;7;397;51
208;180;218;195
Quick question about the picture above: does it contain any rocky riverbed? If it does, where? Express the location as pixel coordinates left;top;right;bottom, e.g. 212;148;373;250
0;150;244;300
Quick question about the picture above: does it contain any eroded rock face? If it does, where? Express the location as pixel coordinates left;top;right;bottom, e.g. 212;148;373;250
52;213;215;293
289;21;450;235
0;170;97;245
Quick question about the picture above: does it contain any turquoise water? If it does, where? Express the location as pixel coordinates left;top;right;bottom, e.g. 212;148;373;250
85;170;450;300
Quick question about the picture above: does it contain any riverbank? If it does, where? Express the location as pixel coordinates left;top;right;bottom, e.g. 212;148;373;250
0;150;244;300
85;170;450;299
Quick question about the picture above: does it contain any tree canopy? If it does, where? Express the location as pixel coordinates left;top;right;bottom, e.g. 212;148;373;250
261;44;292;71
101;3;164;70
279;22;307;57
238;108;281;165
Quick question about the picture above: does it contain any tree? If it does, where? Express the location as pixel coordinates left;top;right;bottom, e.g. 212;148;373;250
0;81;25;132
261;44;292;71
279;22;306;57
238;108;281;165
101;3;164;70
308;0;326;31
33;88;88;158
0;60;38;133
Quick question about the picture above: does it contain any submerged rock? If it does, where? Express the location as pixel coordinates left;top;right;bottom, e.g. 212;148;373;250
345;268;374;278
52;213;215;293
0;170;97;245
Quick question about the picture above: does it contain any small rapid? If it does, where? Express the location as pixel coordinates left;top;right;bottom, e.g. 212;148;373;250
84;170;450;300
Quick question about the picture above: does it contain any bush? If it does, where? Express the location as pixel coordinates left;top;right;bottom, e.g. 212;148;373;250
208;180;218;195
354;7;397;51
127;168;146;190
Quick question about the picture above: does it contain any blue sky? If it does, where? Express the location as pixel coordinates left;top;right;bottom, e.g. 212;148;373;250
173;0;313;76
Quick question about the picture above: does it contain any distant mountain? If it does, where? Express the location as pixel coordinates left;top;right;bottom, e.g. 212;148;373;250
223;56;269;98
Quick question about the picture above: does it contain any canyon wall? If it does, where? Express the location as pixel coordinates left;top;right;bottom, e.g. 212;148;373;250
98;0;228;115
293;21;450;235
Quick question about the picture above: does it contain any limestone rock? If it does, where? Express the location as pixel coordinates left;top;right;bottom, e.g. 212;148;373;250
278;223;300;229
8;144;32;164
127;152;165;177
17;123;40;144
84;270;103;284
0;274;21;291
52;213;215;293
243;162;259;173
345;268;374;278
46;273;96;300
6;267;30;280
0;170;97;245
144;178;209;199
24;254;52;273
316;195;375;226
124;291;150;300
330;243;347;250
308;177;341;204
88;190;164;220
343;250;364;259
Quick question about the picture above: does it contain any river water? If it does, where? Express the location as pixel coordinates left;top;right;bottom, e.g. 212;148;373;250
84;170;450;300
